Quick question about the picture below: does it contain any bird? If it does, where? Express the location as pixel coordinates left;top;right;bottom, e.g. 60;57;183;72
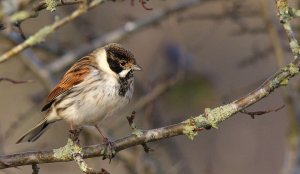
16;43;142;144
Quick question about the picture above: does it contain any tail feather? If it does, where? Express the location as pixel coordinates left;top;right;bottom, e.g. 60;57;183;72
16;118;53;143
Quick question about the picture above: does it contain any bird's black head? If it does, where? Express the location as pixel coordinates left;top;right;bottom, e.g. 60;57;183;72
105;43;141;76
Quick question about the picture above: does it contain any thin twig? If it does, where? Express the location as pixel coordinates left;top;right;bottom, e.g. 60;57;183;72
126;111;153;153
0;23;5;30
47;0;203;73
131;72;183;112
126;111;137;130
240;105;285;119
131;0;153;10
3;0;85;24
274;1;300;174
2;31;59;89
73;153;109;174
0;77;34;84
139;0;153;10
31;163;39;174
14;23;27;40
276;0;300;57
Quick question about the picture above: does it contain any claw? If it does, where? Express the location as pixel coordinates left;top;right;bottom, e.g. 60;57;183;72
94;125;116;162
69;129;81;144
102;138;116;162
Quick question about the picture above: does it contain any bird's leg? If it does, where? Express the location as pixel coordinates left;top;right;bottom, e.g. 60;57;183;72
69;122;81;144
94;125;116;161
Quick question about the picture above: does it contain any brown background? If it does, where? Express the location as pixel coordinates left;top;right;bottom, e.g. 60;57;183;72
0;0;298;173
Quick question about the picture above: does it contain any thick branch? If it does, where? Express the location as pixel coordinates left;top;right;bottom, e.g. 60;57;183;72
1;57;300;169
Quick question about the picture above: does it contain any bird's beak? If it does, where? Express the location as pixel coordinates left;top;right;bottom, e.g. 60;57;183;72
132;64;142;71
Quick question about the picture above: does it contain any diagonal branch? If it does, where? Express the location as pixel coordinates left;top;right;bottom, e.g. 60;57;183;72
0;0;109;64
0;54;300;169
5;0;85;24
47;0;203;73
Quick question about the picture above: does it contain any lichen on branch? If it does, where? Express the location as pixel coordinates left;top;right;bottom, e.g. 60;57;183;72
53;139;82;160
45;0;59;12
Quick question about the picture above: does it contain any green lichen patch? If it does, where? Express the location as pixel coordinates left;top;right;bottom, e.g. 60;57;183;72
193;115;210;127
288;63;299;75
277;1;291;22
182;117;197;140
73;153;90;172
182;124;197;140
292;8;300;17
132;129;143;138
205;104;238;128
45;0;58;12
182;116;208;140
181;104;238;140
270;77;280;88
25;25;55;46
79;162;89;172
280;78;289;86
277;0;288;10
289;40;300;55
279;64;299;86
53;139;82;160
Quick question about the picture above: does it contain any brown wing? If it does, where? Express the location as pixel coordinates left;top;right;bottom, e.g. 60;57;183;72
41;55;95;111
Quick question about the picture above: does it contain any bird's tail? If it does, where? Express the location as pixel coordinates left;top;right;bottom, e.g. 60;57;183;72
16;118;54;143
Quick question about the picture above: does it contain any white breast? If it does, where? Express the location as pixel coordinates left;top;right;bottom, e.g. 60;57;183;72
52;70;134;126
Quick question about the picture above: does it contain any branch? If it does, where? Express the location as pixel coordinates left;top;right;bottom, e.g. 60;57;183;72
31;164;39;174
131;0;153;10
126;111;153;153
131;72;183;112
1;54;300;169
0;23;5;30
0;77;34;84
47;0;202;73
1;0;84;25
32;0;84;12
0;0;108;64
64;133;110;174
3;0;199;90
240;105;285;119
2;31;60;89
276;0;300;57
73;153;109;174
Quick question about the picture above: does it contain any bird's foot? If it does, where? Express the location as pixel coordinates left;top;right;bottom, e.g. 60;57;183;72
102;137;116;162
69;129;81;145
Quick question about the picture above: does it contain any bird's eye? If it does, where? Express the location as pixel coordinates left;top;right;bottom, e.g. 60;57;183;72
120;62;126;66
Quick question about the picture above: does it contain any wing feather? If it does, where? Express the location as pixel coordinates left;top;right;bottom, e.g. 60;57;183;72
42;55;96;111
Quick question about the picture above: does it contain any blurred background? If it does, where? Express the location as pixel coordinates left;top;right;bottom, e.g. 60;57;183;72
1;0;300;173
